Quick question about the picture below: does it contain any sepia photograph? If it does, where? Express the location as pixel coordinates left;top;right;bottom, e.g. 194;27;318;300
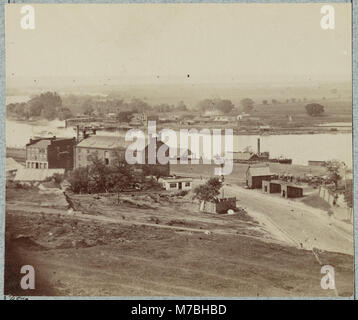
3;2;354;298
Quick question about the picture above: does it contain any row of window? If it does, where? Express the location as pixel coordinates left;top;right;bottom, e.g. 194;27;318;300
169;182;191;188
77;154;110;164
28;148;47;154
26;162;48;169
77;149;111;165
28;154;47;161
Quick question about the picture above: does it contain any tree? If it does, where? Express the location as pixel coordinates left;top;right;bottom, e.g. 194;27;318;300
28;92;62;119
14;103;26;117
156;103;172;113
323;160;343;189
240;98;254;113
107;161;136;203
305;103;325;116
262;100;268;105
216;99;234;114
176;101;187;111
6;102;27;117
29;100;44;116
193;177;222;202
128;98;152;112
68;167;90;193
58;107;73;120
197;99;216;113
196;98;234;114
88;154;111;193
207;177;223;191
117;111;133;123
111;148;136;188
83;103;94;116
67;150;138;196
41;106;57;120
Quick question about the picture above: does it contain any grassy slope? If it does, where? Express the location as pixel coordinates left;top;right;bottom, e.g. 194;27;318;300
4;186;354;297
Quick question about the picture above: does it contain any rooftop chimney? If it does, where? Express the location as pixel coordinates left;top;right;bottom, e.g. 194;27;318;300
257;138;261;155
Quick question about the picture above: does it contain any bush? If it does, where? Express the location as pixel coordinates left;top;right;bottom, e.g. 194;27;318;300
53;173;64;185
68;167;90;194
176;190;189;197
305;103;325;116
193;177;222;202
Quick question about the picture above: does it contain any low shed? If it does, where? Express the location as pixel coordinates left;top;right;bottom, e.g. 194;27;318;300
200;197;237;214
262;180;282;194
159;177;193;191
281;184;303;198
246;165;272;189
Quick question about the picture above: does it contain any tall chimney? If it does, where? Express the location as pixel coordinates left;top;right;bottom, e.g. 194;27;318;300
76;125;80;142
257;138;261;155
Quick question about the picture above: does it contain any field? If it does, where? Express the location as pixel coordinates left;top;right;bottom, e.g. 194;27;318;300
251;99;352;125
4;184;354;297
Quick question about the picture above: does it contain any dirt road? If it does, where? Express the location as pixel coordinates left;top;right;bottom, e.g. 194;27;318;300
222;184;353;255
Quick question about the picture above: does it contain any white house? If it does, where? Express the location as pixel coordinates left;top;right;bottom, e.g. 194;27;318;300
158;177;193;191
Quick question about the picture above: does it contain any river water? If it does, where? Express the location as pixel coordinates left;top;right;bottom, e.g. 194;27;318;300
6;119;353;167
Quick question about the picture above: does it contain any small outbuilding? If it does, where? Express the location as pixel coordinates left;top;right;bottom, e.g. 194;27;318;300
246;165;273;189
199;197;237;214
159;176;193;191
281;183;303;198
262;180;282;194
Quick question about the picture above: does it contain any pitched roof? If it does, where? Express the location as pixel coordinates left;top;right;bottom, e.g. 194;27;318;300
14;168;65;182
160;177;193;183
247;166;272;176
76;135;139;150
29;140;52;148
6;158;24;172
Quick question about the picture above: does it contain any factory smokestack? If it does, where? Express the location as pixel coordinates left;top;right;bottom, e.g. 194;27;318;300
257;138;261;155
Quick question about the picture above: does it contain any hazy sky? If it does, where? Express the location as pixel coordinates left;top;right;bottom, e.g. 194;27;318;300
5;3;352;84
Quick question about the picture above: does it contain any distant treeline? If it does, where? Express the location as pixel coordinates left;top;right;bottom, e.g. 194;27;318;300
7;92;70;121
6;90;327;121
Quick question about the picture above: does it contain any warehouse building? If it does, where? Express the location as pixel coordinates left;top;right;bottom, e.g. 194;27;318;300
246;165;273;189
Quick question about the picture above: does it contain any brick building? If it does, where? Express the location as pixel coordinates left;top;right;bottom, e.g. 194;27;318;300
26;137;76;170
74;135;169;176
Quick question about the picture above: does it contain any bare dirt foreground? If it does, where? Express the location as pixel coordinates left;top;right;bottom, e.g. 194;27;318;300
5;186;354;297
